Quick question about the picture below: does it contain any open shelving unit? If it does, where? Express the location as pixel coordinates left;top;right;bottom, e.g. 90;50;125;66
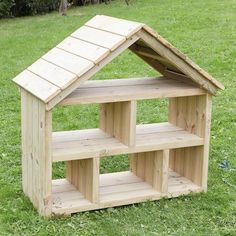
50;77;209;215
14;15;223;216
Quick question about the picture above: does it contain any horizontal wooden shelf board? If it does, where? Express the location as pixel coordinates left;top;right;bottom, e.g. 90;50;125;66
52;122;204;162
59;77;206;105
52;170;201;215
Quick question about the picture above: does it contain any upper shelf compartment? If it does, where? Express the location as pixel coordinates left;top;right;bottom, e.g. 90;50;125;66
59;77;206;106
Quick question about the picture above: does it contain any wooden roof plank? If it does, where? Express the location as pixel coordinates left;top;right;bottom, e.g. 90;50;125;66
13;70;60;102
71;26;126;51
57;37;110;64
28;59;77;89
42;48;94;76
85;15;144;38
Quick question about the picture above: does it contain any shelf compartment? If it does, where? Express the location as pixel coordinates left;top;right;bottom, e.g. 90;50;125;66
52;170;201;215
52;122;204;162
59;77;206;105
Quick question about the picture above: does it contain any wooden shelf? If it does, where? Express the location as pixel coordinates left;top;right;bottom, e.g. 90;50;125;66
52;170;202;215
59;77;205;105
52;122;204;162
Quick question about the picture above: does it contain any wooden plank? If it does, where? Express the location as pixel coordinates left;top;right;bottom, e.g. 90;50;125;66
71;26;126;51
42;47;94;76
59;77;205;106
199;94;212;191
40;107;52;216
85;15;143;38
46;34;140;110
153;150;169;193
57;37;110;64
13;70;61;103
21;89;29;196
28;59;77;89
99;101;136;146
137;29;219;94
52;123;204;162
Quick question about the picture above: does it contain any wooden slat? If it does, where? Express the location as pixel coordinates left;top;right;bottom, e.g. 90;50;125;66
28;59;77;89
21;89;29;196
59;77;206;106
13;70;60;103
42;48;94;76
85;15;143;38
52;123;204;162
57;37;110;64
71;26;126;51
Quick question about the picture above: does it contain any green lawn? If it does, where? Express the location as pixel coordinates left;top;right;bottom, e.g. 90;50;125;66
0;0;236;235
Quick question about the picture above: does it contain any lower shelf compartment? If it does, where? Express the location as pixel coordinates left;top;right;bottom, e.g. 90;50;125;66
52;170;202;215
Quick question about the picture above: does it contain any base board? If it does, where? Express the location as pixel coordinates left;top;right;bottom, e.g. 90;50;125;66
52;170;202;215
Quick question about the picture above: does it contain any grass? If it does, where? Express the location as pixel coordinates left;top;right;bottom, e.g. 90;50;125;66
0;0;236;235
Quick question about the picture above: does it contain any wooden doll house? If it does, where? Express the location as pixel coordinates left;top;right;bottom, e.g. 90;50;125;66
13;15;224;216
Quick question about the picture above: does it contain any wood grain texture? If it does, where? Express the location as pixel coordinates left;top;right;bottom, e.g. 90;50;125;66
99;101;136;146
85;15;143;38
13;70;60;103
20;90;52;216
57;37;109;64
168;95;212;191
51;170;202;215
66;158;99;203
42;48;94;76
52;122;204;162
28;58;77;89
59;77;206;106
71;26;126;51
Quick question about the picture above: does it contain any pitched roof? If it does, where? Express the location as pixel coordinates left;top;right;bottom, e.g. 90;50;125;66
13;15;224;107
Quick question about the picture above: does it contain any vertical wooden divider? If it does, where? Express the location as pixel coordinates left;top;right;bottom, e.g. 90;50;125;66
66;158;99;203
168;94;212;191
99;101;137;146
130;150;169;194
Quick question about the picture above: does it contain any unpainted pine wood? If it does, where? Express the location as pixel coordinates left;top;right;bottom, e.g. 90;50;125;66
51;169;202;215
13;70;61;103
130;150;169;194
42;48;94;76
52;123;204;162
57;37;110;64
21;89;30;196
168;95;212;190
99;101;136;146
21;90;52;216
71;26;126;51
137;29;219;94
59;77;205;106
66;158;99;203
85;15;143;38
28;59;77;90
46;34;140;110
